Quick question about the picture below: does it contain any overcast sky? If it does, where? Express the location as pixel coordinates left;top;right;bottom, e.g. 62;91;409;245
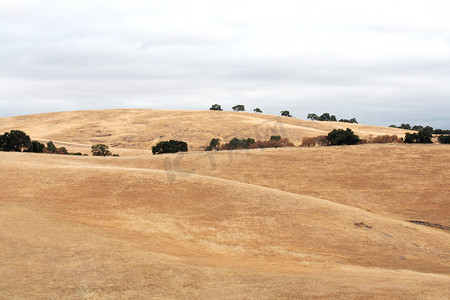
1;0;450;128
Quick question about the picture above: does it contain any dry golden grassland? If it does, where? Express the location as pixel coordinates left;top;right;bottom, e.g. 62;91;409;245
0;109;449;299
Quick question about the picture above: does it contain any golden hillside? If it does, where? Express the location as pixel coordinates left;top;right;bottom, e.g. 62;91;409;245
0;109;409;151
0;110;448;298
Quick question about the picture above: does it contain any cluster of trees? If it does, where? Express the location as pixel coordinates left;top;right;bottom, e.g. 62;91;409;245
0;130;80;155
210;135;294;151
307;113;358;123
404;127;433;144
210;104;292;117
438;135;450;144
0;129;122;156
152;140;188;155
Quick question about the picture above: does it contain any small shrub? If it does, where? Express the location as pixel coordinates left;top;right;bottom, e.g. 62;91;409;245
270;135;281;141
248;138;294;149
152;140;188;155
370;135;403;144
300;135;327;147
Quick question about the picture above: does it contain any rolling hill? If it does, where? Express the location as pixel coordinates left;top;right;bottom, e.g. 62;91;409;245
0;109;409;151
0;109;448;298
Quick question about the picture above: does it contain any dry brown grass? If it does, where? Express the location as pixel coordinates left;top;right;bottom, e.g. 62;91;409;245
0;109;411;151
0;110;449;299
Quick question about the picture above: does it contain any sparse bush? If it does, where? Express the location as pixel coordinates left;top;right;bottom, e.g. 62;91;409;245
248;138;294;149
152;140;188;155
438;135;450;144
91;144;112;156
253;108;262;113
326;128;360;146
370;135;403;144
301;135;327;147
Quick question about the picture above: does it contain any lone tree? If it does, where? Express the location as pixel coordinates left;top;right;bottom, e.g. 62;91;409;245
253;108;262;113
0;130;31;152
46;141;57;153
91;144;112;156
205;138;221;151
210;104;223;111
281;110;292;117
307;113;319;121
326;128;360;146
152;140;188;155
232;105;245;112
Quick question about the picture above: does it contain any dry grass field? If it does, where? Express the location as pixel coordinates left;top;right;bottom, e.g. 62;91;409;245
0;109;449;299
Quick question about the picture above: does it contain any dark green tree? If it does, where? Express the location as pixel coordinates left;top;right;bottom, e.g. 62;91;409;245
91;144;112;156
253;108;262;113
307;113;319;121
281;110;292;117
404;128;433;144
152;140;188;155
232;105;245;112
326;128;360;146
28;141;45;153
318;113;336;121
46;141;57;153
205;138;221;151
210;104;223;111
0;130;31;152
438;135;450;144
399;123;411;130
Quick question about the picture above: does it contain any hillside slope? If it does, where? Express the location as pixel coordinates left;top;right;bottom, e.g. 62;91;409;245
0;109;409;151
0;110;448;298
1;152;449;298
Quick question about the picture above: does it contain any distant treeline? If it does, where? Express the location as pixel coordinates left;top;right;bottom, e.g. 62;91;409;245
389;123;450;134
